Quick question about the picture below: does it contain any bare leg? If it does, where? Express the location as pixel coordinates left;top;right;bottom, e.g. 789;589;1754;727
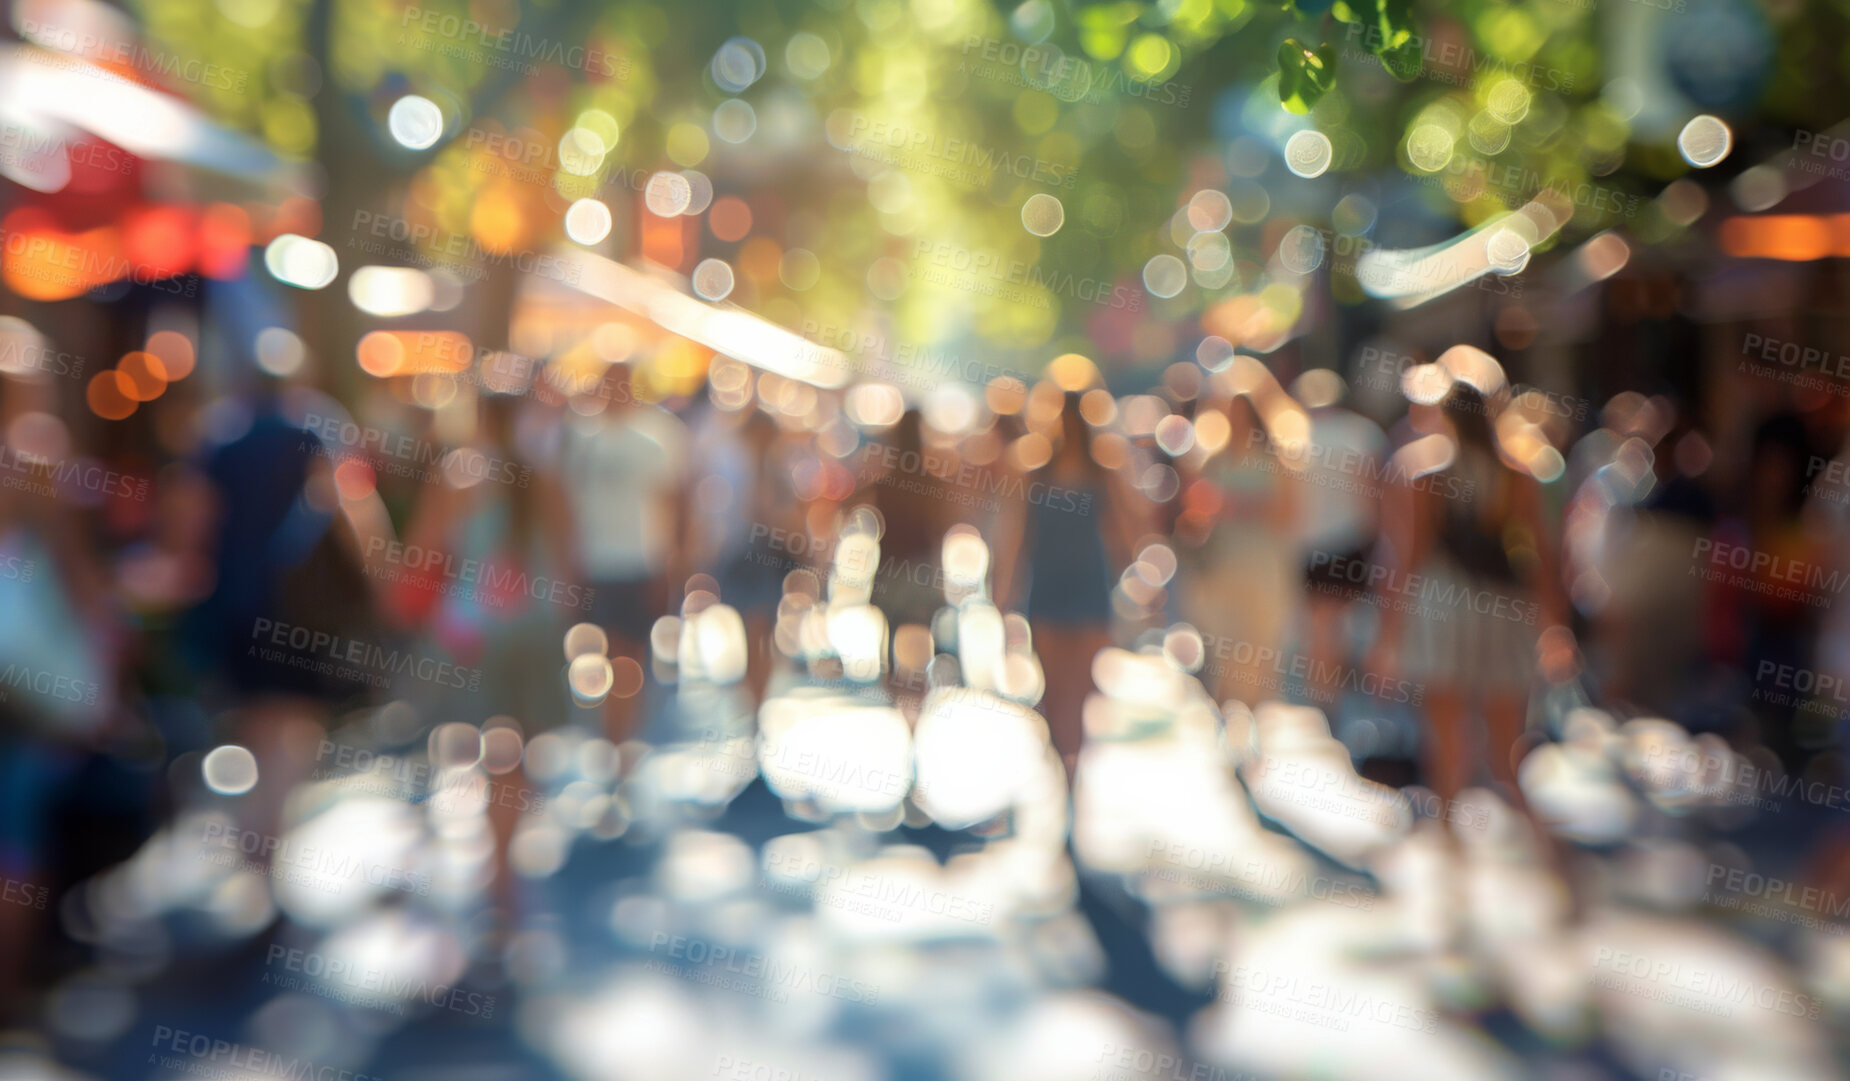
1485;692;1526;789
744;614;773;709
487;760;526;929
1305;598;1345;703
1033;621;1109;775
601;636;646;744
235;696;326;844
1425;688;1470;801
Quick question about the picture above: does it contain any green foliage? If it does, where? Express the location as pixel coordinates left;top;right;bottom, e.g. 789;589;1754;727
1276;38;1336;112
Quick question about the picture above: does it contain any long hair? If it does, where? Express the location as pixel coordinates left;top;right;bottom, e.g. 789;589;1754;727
481;391;540;558
869;408;943;560
1441;382;1499;460
1052;391;1107;490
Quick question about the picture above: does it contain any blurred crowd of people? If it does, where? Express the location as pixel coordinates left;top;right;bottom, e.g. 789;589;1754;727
6;267;1850;1079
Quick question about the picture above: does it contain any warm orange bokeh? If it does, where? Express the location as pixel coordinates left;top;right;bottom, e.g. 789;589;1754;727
1719;215;1837;261
709;197;753;243
117;351;169;401
358;330;473;378
122;206;199;280
3;208;126;301
86;370;139;420
199;203;253;279
145;331;197;381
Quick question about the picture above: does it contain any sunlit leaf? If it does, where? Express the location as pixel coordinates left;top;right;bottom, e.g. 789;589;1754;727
1277;38;1336;114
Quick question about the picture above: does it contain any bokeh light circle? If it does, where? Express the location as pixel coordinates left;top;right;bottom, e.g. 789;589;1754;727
1678;114;1732;168
565;199;613;245
693;259;735;300
387;95;443;150
1485;228;1532;275
202;744;259;795
1278;224;1325;275
713;99;757;143
1143;255;1187;299
1021;193;1065;237
644;172;693;217
1284;130;1333;178
712;37;766;93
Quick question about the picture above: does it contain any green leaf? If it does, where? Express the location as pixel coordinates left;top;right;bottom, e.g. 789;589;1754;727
1276;38;1336;114
1378;37;1422;80
1372;0;1414;51
1333;0;1415;58
1077;2;1144;31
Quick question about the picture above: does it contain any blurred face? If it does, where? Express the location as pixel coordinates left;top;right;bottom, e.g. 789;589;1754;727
1223;397;1257;448
1060;408;1087;460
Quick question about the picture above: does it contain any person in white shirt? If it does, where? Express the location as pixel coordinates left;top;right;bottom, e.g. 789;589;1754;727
560;364;690;738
